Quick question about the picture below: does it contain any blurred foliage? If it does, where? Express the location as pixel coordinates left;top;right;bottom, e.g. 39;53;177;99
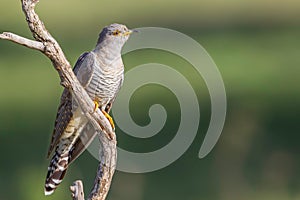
0;0;300;200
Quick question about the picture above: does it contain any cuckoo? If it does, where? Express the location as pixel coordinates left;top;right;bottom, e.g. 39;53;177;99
44;23;134;195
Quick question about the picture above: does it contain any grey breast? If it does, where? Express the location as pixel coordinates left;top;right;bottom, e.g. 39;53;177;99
84;52;124;106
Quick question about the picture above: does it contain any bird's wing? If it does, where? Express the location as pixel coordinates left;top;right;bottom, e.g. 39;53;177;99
69;122;97;163
47;52;91;158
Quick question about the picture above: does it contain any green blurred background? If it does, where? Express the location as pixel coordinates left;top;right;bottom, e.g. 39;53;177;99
1;0;300;199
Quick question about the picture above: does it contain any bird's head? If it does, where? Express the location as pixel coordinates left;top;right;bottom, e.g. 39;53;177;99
97;23;135;50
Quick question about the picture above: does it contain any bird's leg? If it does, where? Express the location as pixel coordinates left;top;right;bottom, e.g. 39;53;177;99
102;110;115;130
93;101;99;112
93;101;115;130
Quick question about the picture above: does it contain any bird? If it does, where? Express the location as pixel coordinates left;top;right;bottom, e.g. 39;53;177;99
44;23;134;196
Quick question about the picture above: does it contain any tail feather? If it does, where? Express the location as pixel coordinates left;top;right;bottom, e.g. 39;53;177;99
44;151;69;195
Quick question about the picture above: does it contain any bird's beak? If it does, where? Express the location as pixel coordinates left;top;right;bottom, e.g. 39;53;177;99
123;29;139;36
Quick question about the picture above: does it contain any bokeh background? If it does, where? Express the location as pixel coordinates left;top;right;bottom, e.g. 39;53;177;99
1;0;300;200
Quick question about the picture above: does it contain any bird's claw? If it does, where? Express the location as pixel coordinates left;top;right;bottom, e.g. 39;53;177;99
102;110;115;130
93;101;99;112
93;101;115;131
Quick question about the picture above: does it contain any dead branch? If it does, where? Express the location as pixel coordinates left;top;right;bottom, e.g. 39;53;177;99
0;32;44;51
0;0;117;199
70;181;84;200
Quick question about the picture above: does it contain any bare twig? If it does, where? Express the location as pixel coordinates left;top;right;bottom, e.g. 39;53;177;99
70;180;84;200
0;32;44;51
0;0;117;199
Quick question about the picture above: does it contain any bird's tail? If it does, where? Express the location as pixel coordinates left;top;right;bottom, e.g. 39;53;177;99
44;151;70;196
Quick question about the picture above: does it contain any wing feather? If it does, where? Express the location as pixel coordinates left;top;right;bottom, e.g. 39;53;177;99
69;123;97;163
47;52;90;158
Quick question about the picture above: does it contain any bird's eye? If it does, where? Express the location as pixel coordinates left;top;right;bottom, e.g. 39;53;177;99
112;30;120;36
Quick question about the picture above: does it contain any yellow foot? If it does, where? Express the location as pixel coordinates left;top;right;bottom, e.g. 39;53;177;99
102;110;115;130
93;101;99;112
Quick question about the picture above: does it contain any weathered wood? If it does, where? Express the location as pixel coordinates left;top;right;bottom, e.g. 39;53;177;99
70;180;84;200
88;133;117;200
0;0;117;199
0;32;44;51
